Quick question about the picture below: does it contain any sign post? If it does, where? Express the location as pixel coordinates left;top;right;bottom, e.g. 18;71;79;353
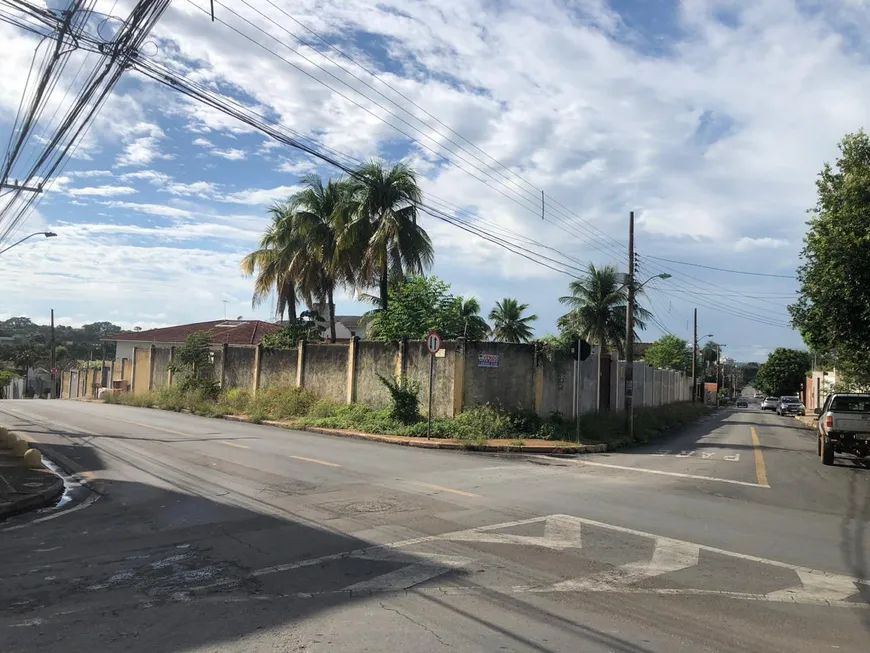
425;331;442;439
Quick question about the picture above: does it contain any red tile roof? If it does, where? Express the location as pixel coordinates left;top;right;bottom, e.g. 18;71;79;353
109;320;280;346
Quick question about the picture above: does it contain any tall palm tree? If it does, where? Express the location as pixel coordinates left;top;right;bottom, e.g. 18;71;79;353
489;298;537;343
458;297;490;341
557;263;651;357
289;174;353;343
342;160;433;311
241;204;301;321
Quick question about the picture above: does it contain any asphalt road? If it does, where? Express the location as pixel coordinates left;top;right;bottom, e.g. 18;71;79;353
0;399;868;652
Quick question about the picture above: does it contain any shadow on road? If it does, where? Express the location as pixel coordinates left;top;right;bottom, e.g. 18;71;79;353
841;469;870;633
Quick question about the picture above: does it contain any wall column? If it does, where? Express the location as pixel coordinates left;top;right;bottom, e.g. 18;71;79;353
346;336;359;404
147;346;156;392
296;340;306;388
533;345;544;416
252;344;262;396
130;348;138;394
452;338;467;417
167;346;175;387
395;337;408;379
220;343;229;389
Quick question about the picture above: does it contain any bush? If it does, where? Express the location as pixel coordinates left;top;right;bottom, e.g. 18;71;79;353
220;388;251;414
454;404;514;439
248;385;317;421
378;375;421;425
308;398;342;419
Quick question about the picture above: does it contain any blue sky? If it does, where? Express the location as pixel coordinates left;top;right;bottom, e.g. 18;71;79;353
1;0;869;362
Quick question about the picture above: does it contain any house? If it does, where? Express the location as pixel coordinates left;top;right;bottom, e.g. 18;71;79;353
310;303;366;341
107;320;281;360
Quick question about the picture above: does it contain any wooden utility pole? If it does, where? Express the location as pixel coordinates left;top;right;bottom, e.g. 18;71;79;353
624;211;636;439
692;308;698;403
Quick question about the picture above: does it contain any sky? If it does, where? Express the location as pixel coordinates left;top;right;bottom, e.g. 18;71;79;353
1;0;868;363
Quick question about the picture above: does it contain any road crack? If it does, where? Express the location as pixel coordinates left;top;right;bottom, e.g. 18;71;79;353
379;601;451;647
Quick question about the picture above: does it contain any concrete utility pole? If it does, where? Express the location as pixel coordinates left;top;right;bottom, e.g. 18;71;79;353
692;308;698;403
624;211;636;439
50;308;56;399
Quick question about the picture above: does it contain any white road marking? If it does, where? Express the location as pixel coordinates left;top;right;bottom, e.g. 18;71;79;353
676;450;695;458
446;514;582;550
766;569;862;604
701;452;715;459
559;458;768;488
724;454;741;462
344;551;471;592
652;450;671;456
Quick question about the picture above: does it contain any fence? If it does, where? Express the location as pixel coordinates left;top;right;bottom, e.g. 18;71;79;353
60;340;691;418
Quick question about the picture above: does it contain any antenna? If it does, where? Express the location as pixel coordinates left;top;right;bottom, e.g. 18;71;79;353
222;300;229;319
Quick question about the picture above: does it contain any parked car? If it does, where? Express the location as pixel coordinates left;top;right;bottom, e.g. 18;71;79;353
761;397;779;411
816;393;870;465
736;398;748;408
776;396;806;416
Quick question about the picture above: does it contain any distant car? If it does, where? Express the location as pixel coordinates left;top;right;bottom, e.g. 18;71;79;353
777;396;806;416
761;397;779;411
736;398;748;408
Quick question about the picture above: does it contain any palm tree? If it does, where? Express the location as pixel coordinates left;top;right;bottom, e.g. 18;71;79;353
458;297;490;341
289;174;353;343
241;204;301;322
489;298;537;343
342;160;433;311
557;263;651;357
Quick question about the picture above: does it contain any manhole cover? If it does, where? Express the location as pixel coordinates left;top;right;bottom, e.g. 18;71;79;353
344;500;395;513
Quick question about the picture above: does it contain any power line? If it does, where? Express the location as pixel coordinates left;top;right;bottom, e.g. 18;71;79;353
643;255;796;279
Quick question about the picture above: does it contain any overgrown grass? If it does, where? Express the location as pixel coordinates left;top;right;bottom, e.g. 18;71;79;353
102;383;711;447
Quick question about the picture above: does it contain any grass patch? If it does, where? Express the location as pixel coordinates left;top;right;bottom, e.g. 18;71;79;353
102;381;710;449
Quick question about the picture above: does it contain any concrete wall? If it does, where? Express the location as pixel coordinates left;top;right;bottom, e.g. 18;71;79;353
259;348;298;390
404;340;457;418
610;358;691;412
354;341;400;409
132;347;151;395
151;347;171;390
463;341;536;412
220;346;254;390
303;344;348;403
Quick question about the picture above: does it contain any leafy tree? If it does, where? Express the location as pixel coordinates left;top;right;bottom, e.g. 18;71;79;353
343;161;433;311
557;263;652;358
366;276;466;341
260;311;324;349
644;334;692;373
489;298;537;343
741;362;760;385
790;130;870;387
457;297;489;341
290;175;355;342
167;331;219;397
753;348;811;397
241;204;303;321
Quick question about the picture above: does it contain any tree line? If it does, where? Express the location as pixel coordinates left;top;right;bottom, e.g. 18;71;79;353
245;160;654;353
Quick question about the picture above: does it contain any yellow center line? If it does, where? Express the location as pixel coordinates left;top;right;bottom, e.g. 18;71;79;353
751;427;769;487
411;481;479;498
289;455;342;468
220;441;249;449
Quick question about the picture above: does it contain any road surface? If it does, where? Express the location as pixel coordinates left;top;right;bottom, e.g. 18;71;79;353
0;399;868;652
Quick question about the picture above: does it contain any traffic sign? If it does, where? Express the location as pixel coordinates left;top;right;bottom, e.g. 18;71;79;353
426;331;442;354
50;367;59;375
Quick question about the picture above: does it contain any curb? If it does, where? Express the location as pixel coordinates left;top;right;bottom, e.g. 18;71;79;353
221;414;606;454
0;469;64;521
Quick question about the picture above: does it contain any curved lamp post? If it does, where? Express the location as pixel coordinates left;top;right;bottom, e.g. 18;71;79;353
0;231;57;255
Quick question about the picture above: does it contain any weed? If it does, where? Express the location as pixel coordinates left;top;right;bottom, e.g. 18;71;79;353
378;374;421;425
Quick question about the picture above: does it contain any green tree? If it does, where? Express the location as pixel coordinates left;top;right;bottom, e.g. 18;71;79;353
488;298;537;343
457;297;489;341
290;175;354;342
557;263;651;358
753;348;811;397
366;276;466;341
741;362;760;385
644;334;692;373
260;311;324;349
167;331;219;397
790;130;870;387
343;161;433;311
241;204;303;321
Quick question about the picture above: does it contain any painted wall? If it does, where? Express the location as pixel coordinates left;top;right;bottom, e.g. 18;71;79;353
132;347;151;395
404;341;456;418
463;341;536;412
151;347;171;390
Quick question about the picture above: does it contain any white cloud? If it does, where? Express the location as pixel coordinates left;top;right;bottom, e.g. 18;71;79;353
218;185;299;206
276;158;318;175
192;137;213;147
115;123;174;167
210;147;247;161
119;170;172;184
734;237;789;252
67;185;138;197
67;169;114;179
101;201;195;219
165;181;219;197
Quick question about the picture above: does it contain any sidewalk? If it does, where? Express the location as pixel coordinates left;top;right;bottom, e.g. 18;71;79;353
0;448;64;520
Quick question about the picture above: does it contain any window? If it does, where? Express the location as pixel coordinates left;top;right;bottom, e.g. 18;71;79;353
830;397;870;412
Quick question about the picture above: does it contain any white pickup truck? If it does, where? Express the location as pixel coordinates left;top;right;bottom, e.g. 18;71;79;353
815;393;870;465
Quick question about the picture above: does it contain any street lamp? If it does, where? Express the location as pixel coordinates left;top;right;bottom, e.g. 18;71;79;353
0;231;57;255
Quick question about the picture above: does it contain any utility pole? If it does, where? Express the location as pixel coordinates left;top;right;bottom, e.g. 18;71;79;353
692;308;698;403
624;211;635;438
716;344;722;407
